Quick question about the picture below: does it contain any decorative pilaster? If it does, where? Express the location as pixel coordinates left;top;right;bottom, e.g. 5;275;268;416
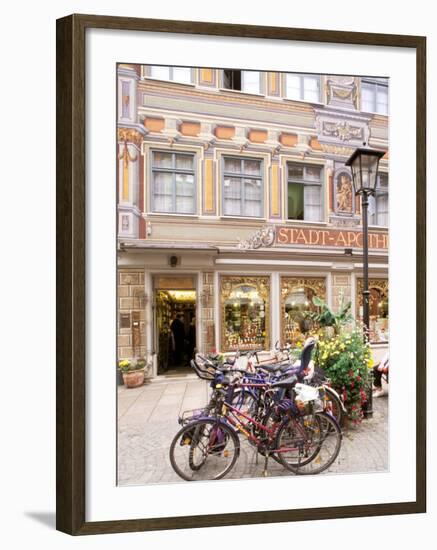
269;162;282;219
202;156;216;215
117;128;143;239
198;68;217;88
331;273;352;312
267;72;280;97
201;272;215;353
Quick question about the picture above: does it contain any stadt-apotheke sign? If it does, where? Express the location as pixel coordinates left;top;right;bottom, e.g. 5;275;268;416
276;226;388;250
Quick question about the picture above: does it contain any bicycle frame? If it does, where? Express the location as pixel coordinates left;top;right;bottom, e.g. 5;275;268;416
219;398;309;456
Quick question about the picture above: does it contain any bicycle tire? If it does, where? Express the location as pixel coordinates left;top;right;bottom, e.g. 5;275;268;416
169;418;240;481
275;411;342;475
323;386;344;425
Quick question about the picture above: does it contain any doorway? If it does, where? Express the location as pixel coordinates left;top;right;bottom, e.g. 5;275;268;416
154;278;197;374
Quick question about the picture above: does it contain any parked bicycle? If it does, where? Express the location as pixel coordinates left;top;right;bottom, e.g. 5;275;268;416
169;338;343;481
193;340;346;425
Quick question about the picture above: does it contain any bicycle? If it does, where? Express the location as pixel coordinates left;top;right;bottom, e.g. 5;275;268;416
169;366;342;481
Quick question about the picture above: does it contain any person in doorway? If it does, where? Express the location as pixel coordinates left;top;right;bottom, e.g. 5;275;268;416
170;313;186;366
373;352;389;397
187;316;196;364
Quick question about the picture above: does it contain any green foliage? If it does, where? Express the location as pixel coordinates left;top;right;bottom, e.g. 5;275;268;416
309;295;353;333
118;358;146;372
314;328;373;423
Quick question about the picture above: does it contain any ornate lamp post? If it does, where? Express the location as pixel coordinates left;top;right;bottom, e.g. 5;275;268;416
346;145;385;419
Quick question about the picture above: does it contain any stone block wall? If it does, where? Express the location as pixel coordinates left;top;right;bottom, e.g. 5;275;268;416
118;268;146;360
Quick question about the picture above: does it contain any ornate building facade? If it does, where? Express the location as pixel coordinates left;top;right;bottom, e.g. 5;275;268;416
117;64;389;375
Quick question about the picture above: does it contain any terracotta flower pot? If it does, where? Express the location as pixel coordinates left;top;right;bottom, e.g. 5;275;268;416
122;369;145;388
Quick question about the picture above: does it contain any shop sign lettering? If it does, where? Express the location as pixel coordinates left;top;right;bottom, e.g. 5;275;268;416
276;227;388;249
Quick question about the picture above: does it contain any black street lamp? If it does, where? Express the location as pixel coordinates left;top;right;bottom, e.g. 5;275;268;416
346;145;385;419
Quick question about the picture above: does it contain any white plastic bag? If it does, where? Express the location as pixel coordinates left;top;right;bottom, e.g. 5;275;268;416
294;383;319;403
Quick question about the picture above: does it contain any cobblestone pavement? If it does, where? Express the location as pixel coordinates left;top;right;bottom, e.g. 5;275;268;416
118;374;388;486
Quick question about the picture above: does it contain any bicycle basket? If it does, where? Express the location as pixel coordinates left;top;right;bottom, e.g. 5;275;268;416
178;408;209;426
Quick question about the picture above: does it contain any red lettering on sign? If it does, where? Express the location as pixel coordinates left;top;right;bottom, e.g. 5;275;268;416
277;227;291;244
335;232;348;247
308;230;320;245
274;226;387;249
295;229;308;244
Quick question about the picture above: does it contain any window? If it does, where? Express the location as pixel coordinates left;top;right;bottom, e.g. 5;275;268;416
361;78;388;114
285;74;321;102
281;278;326;345
149;66;192;84
287;163;323;222
223;70;262;94
357;279;389;343
151;151;196;214
222;157;263;217
221;276;270;351
368;174;389;226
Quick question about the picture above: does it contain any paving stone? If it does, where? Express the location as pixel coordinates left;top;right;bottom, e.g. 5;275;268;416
117;379;389;485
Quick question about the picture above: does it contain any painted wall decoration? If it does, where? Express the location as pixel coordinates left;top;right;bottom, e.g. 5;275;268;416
336;172;354;213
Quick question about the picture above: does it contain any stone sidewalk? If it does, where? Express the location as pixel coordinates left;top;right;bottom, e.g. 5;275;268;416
118;374;388;486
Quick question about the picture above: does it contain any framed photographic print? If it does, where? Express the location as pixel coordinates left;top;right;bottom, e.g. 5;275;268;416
56;14;426;535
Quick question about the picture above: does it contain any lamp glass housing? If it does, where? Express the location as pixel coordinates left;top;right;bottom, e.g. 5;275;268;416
346;147;385;195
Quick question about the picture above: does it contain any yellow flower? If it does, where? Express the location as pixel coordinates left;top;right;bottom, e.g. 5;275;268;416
367;358;374;369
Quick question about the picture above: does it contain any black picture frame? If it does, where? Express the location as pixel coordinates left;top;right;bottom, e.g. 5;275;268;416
56;13;426;535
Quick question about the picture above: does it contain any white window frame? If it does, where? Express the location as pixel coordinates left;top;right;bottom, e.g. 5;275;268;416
221;156;264;218
284;73;322;103
286;162;324;222
368;173;389;227
360;78;389;114
148;65;193;84
222;69;264;95
150;150;197;215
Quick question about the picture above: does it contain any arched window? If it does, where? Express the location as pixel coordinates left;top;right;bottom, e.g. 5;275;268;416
281;278;326;344
221;277;270;351
357;279;389;342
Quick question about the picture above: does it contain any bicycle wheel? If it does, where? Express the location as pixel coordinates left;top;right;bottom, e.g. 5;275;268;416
323;387;343;426
231;388;259;416
169;419;240;481
275;412;342;475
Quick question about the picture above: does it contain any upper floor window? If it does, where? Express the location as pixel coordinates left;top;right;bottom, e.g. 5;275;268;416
223;70;262;94
285;74;321;102
151;151;196;214
287;163;323;222
361;78;388;114
368;173;388;226
222;157;263;217
149;66;192;84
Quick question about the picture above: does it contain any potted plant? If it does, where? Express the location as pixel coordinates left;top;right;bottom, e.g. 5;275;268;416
308;294;353;338
314;328;372;425
118;358;146;389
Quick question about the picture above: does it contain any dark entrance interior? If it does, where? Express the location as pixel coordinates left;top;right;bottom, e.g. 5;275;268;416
155;286;196;374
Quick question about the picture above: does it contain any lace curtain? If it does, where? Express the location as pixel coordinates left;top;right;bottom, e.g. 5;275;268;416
152;152;195;213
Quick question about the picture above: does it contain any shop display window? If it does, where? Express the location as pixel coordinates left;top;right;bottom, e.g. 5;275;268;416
221;276;270;351
357;278;389;342
281;277;326;344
